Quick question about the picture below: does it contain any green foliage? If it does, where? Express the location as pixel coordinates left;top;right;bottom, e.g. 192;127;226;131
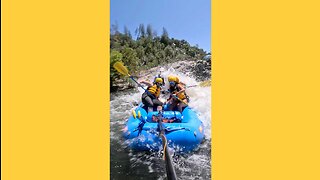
110;50;123;88
122;47;139;71
160;27;170;45
110;23;208;90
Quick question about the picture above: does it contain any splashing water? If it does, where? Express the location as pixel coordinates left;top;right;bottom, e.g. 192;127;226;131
110;67;211;180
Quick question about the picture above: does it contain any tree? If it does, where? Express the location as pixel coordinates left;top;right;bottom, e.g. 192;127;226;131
111;22;119;35
137;24;146;39
164;46;174;59
146;24;153;39
110;50;123;88
124;26;132;39
110;23;209;81
121;47;139;71
153;30;157;37
161;27;170;45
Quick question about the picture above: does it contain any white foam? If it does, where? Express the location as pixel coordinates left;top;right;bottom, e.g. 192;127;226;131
110;66;211;179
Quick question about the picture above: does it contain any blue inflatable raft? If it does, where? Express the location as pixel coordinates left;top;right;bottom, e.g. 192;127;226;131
123;104;205;152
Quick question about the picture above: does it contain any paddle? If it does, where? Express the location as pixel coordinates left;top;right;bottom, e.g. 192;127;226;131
134;110;178;179
171;93;188;106
113;62;156;99
186;80;211;88
157;111;177;180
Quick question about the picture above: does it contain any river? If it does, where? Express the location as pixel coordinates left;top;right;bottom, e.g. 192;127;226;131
110;67;211;180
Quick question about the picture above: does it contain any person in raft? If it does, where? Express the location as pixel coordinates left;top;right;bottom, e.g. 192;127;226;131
151;106;175;123
140;78;164;112
152;115;175;123
153;67;166;87
167;75;189;112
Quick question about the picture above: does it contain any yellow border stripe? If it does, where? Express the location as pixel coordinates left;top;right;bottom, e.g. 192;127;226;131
213;0;320;179
2;0;109;179
3;0;320;180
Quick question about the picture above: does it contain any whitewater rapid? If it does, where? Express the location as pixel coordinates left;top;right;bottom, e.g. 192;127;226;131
110;67;211;180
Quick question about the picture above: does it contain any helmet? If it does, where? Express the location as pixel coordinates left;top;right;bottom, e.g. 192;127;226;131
175;77;180;83
154;78;164;87
168;75;175;82
155;78;163;83
154;75;165;86
168;75;179;83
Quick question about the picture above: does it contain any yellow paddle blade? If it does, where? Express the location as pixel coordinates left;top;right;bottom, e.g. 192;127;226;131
113;62;130;76
199;80;211;87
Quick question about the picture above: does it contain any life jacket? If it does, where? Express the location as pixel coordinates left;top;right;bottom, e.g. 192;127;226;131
169;83;187;100
147;84;161;98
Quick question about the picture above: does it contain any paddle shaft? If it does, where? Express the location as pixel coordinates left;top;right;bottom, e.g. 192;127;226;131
158;115;177;180
129;76;157;99
186;80;211;88
186;85;197;88
171;94;188;106
113;62;157;99
160;133;177;180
